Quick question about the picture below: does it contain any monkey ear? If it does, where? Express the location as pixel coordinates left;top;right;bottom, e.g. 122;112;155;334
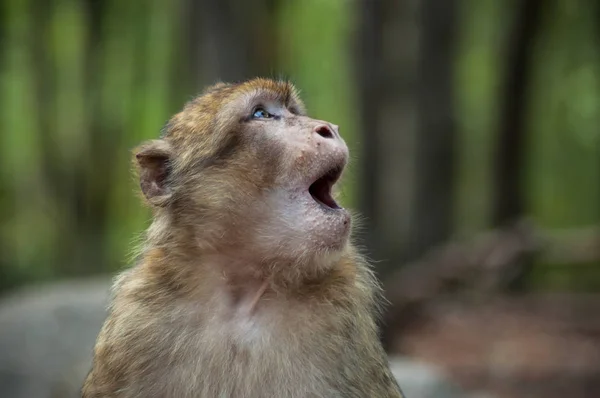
134;140;173;207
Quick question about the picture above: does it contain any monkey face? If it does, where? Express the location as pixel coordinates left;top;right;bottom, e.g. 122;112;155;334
238;92;352;262
135;79;352;267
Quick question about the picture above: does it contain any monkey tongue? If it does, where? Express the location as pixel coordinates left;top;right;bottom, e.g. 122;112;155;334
308;167;342;210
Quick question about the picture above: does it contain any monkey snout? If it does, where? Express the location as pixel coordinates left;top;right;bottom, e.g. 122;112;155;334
311;123;347;154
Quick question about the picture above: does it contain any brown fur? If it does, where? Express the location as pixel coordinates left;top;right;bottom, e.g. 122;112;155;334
82;78;404;397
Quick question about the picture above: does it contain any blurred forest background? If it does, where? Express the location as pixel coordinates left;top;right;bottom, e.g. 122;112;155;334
1;0;600;397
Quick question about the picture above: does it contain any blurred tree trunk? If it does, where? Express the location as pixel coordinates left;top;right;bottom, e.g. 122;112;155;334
377;0;458;351
492;0;543;226
492;0;543;292
185;0;281;89
595;0;600;220
406;0;458;263
33;0;114;276
356;0;418;278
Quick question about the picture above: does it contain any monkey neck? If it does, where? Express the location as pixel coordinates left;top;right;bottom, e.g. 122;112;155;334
141;239;359;308
142;214;362;309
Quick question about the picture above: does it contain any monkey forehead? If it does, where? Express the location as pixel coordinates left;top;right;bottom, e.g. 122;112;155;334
195;78;304;110
239;78;302;103
224;78;306;115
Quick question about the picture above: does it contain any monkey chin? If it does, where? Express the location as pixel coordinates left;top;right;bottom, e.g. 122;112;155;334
301;190;351;253
257;187;351;262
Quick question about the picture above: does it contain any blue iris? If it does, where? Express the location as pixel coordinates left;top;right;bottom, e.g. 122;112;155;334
252;108;271;119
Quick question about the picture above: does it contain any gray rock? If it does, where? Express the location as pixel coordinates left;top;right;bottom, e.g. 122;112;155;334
0;278;111;398
389;356;467;398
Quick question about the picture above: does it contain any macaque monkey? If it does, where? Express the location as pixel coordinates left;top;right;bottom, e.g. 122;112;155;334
82;78;404;398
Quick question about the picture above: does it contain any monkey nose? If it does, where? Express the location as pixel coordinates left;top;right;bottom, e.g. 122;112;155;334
313;124;338;140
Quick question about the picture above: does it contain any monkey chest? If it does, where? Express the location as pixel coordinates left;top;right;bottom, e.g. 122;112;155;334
159;313;350;397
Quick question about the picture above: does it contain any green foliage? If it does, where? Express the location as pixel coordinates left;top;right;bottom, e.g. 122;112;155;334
527;0;600;227
1;0;599;293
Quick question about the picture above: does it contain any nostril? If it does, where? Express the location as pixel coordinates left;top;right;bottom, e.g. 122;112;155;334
314;125;334;139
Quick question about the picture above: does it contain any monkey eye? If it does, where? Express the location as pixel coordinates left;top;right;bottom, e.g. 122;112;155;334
252;107;272;119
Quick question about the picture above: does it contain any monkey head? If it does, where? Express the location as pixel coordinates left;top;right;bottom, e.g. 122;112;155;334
134;78;350;270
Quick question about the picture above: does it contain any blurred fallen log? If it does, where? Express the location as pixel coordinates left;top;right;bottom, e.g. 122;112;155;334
381;219;600;346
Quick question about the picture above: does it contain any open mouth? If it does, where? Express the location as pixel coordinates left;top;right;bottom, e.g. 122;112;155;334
308;166;343;210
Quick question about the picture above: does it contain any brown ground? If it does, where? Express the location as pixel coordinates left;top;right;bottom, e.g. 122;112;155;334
389;294;600;398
